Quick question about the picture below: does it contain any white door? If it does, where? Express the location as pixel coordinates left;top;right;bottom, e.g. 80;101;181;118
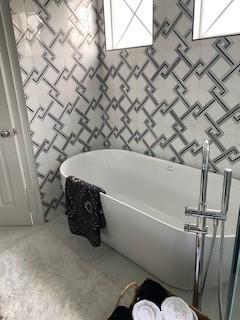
0;16;32;225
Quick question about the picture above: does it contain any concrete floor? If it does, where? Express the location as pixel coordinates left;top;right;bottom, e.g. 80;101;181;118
0;215;229;319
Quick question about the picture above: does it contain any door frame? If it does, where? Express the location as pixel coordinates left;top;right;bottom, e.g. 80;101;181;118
0;0;43;224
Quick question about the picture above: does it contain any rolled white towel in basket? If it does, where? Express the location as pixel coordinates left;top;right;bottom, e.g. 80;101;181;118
132;300;167;320
161;297;194;320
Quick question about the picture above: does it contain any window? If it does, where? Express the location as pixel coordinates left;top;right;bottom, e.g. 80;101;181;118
103;0;153;50
193;0;240;40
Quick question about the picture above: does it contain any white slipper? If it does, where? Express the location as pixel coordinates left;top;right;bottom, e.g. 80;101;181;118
161;297;193;320
132;300;162;320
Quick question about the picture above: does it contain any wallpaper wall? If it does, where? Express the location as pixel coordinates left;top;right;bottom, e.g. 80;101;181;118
11;0;104;219
98;0;240;178
10;0;240;219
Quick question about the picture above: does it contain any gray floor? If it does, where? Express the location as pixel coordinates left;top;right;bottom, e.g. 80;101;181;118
0;215;226;319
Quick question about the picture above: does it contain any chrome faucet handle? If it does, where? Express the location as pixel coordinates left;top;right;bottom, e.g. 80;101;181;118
184;222;208;234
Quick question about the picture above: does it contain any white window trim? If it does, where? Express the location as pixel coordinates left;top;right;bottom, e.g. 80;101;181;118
104;0;153;51
193;0;240;40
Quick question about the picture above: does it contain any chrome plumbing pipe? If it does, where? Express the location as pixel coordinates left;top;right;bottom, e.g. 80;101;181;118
193;139;210;309
185;207;226;220
184;140;233;311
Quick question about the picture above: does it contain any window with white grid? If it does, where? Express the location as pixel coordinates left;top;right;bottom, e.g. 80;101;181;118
104;0;153;50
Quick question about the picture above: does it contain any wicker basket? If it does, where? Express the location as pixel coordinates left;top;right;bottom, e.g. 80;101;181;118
109;281;210;320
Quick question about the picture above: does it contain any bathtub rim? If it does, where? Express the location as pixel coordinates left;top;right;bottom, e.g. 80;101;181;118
60;149;239;182
102;193;235;238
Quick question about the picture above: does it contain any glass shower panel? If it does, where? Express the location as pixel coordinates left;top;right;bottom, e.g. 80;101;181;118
229;258;240;319
228;209;240;320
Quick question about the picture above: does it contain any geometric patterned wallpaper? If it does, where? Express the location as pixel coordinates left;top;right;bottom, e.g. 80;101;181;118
98;0;240;178
10;0;240;219
11;0;104;219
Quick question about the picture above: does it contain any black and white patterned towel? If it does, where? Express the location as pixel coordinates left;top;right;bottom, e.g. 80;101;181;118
65;176;106;247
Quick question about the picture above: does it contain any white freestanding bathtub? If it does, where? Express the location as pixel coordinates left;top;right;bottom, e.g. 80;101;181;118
60;149;240;290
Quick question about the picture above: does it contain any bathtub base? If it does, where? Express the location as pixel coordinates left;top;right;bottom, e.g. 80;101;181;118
101;194;196;290
101;194;233;290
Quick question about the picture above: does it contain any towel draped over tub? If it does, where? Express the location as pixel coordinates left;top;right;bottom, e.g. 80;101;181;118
65;176;106;247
